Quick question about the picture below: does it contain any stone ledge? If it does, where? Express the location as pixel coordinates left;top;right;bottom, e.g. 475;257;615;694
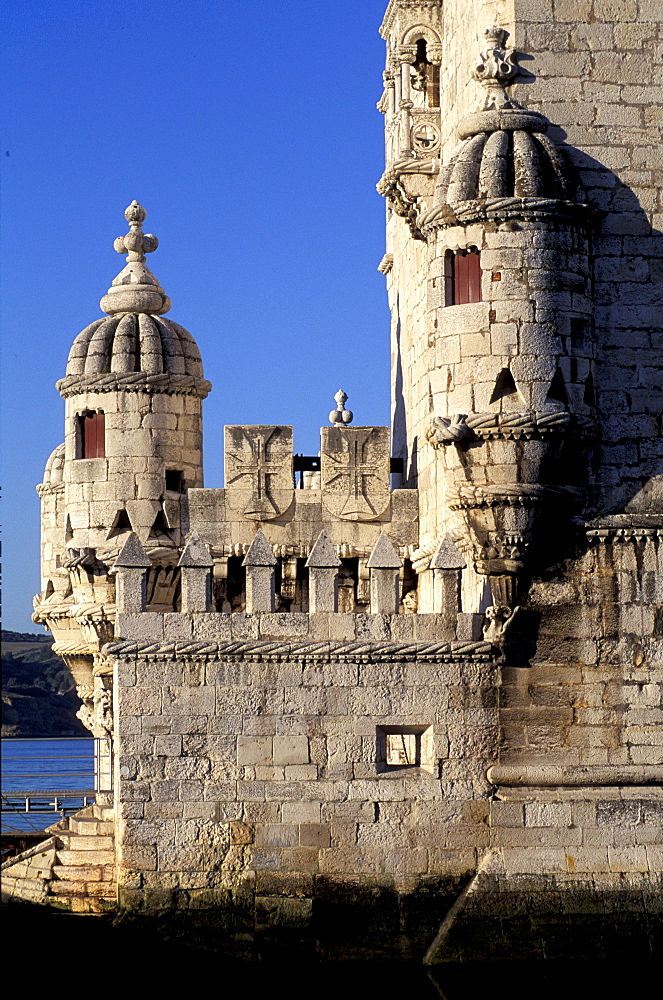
487;764;663;786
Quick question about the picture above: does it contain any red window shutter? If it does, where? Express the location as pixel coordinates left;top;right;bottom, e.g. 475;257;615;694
454;251;467;304
467;249;482;303
81;411;105;458
93;412;105;458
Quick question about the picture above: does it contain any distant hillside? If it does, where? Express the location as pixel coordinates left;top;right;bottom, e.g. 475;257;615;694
2;634;88;737
3;630;53;643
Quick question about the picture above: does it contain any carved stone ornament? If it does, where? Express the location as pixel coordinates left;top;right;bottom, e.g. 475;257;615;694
100;201;172;316
224;425;294;521
473;26;518;110
321;426;391;522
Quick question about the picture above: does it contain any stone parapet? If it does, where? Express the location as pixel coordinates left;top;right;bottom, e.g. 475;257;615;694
111;610;489;650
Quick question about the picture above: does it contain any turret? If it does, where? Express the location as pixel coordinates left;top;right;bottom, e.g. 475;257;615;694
380;13;596;615
34;202;211;731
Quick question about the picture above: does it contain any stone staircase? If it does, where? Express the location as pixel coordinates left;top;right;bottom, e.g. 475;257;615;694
1;804;116;912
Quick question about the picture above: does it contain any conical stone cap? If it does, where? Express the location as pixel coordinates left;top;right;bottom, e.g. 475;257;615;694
178;530;213;568
366;532;402;569
114;532;151;568
306;530;341;569
242;529;277;567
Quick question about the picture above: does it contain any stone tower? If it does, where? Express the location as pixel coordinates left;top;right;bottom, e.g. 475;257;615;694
34;201;210;732
8;0;660;963
378;0;661;619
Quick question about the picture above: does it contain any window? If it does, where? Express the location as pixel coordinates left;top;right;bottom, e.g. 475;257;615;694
376;725;434;774
76;410;105;459
165;469;185;493
444;248;482;305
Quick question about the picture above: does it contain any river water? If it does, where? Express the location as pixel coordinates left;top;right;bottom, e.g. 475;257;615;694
1;737;95;834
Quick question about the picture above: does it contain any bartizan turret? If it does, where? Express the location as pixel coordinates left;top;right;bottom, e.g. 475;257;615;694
33;201;211;733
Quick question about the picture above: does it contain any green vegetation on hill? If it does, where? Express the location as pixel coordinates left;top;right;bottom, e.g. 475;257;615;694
2;633;87;737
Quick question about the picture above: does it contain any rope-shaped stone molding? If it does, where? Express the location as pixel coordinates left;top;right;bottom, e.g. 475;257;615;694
428;410;595;449
56;372;212;399
103;638;495;662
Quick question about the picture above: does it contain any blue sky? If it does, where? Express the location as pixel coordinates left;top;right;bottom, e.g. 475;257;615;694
1;0;391;631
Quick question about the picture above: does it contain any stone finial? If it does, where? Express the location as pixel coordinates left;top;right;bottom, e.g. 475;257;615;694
243;529;277;612
306;530;341;612
178;530;213;568
329;390;354;426
113;532;151;569
242;528;277;567
178;531;213;612
306;530;341;569
367;531;402;569
473;26;518;109
112;532;150;614
100;201;172;316
367;532;401;615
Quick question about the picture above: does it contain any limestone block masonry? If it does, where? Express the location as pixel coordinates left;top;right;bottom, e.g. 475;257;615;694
3;0;659;963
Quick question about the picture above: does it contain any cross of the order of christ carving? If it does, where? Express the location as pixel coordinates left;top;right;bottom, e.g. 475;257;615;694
225;426;294;521
322;427;390;521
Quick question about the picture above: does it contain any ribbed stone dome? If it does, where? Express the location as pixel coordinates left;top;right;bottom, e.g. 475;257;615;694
57;201;211;398
66;313;204;378
434;108;580;209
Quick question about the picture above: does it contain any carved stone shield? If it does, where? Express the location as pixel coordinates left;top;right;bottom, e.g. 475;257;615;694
321;426;390;521
224;426;294;521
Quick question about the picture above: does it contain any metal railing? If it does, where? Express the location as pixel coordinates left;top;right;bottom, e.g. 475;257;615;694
1;737;112;834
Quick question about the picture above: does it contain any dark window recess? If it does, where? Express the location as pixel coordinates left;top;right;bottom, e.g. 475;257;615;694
165;469;185;492
76;411;105;459
107;508;133;540
444;248;482;305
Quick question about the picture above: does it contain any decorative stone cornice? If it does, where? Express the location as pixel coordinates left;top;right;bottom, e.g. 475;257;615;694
379;1;443;39
103;637;495;663
586;514;663;543
446;484;572;512
421;196;590;232
487;764;663;787
56;371;212;399
36;482;66;497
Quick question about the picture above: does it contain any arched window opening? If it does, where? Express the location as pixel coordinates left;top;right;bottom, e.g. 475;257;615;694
445;248;482;305
410;38;439;108
76;410;105;459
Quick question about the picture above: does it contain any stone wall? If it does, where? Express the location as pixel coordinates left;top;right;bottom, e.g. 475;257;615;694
107;617;496;956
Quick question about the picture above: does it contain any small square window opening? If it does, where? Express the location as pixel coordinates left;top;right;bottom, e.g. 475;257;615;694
376;725;434;774
165;470;185;493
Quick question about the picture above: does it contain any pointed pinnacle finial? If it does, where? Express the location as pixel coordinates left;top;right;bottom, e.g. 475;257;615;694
329;389;353;426
100;201;171;316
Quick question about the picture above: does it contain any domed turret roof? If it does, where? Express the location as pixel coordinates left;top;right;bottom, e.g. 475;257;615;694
57;202;210;398
420;27;586;229
65;313;204;379
438;108;577;205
